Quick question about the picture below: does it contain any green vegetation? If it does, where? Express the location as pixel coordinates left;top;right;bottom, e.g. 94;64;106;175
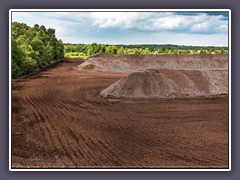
64;52;89;59
64;43;228;58
12;21;228;79
12;22;64;78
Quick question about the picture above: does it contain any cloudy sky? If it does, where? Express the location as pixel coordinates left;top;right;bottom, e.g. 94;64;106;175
12;11;229;46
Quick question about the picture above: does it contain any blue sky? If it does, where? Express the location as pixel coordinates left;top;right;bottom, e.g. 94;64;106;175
12;11;229;46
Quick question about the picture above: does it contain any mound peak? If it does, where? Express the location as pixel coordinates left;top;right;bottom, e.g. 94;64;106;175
100;69;228;99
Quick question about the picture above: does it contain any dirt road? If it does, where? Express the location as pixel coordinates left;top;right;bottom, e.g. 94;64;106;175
12;58;229;168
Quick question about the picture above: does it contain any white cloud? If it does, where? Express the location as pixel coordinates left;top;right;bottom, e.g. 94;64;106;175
90;12;153;29
89;12;228;34
11;11;229;46
151;17;185;29
191;22;210;32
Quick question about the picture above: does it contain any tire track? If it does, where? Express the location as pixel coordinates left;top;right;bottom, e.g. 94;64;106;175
12;58;228;168
30;89;82;166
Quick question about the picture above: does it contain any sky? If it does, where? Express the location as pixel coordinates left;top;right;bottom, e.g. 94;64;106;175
12;11;229;46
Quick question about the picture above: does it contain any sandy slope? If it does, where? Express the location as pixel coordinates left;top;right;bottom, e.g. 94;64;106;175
100;69;228;98
79;53;228;72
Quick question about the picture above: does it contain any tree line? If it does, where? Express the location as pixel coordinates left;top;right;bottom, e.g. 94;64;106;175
118;44;228;51
12;22;228;78
64;43;228;58
12;22;64;78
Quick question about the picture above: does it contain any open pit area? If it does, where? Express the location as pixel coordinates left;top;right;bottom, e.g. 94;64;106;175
12;54;229;168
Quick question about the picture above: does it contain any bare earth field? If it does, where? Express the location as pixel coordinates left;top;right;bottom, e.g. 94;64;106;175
12;57;228;168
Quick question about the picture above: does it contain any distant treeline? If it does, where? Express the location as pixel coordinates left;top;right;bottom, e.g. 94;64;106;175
12;22;64;78
118;44;228;50
11;21;228;79
64;43;228;58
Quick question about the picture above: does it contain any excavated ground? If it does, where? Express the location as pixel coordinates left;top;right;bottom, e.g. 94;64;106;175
79;53;228;72
100;69;228;98
12;57;229;168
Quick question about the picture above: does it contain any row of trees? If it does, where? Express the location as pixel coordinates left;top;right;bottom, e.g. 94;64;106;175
119;44;228;51
12;22;64;78
64;43;228;57
12;22;228;78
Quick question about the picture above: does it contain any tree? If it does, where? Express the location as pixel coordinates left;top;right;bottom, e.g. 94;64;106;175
105;45;117;54
142;48;151;54
12;22;64;78
167;48;173;54
200;49;207;54
133;48;140;54
99;44;106;52
117;47;125;54
220;48;226;54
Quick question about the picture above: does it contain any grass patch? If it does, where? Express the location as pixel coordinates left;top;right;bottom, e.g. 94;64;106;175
64;52;89;59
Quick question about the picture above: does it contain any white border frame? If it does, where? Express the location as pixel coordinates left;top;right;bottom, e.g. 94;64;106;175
9;9;231;171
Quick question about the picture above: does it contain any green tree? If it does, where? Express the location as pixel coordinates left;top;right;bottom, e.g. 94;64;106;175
220;48;226;54
105;45;117;54
117;47;125;54
142;48;151;54
12;22;64;78
133;48;140;54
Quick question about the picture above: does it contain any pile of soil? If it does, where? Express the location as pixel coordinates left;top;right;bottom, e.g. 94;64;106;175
79;53;228;72
100;69;228;98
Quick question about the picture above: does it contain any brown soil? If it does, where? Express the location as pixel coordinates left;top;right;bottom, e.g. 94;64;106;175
12;58;229;168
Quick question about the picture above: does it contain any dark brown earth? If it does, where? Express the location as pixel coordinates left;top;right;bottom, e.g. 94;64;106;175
12;58;229;168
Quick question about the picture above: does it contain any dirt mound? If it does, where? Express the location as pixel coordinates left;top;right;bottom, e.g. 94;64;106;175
100;69;228;98
79;53;228;72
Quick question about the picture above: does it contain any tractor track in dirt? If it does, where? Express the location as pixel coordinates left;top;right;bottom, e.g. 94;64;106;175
12;58;228;168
